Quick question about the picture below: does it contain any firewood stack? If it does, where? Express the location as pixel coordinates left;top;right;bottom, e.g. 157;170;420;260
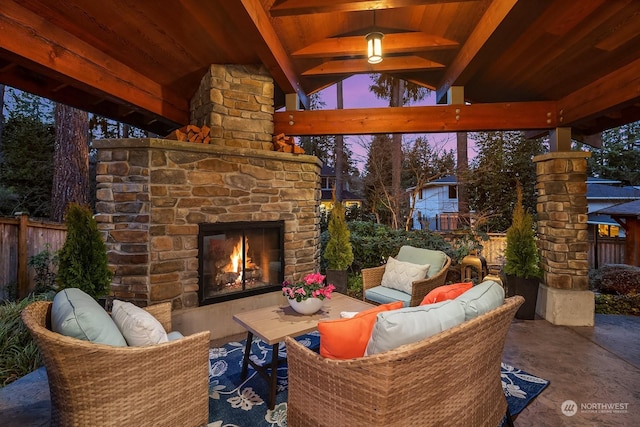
165;125;211;144
272;133;304;153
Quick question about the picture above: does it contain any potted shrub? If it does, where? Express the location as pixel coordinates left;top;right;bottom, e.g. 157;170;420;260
57;203;112;302
503;184;542;319
323;201;354;294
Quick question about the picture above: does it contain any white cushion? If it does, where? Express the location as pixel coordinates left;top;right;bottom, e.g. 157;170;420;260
365;299;466;355
111;300;169;346
454;280;505;321
51;288;127;347
380;256;430;294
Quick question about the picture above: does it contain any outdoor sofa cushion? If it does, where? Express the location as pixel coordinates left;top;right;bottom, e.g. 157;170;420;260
366;279;506;355
364;285;412;307
455;280;505;321
380;256;430;294
396;246;447;278
51;288;127;347
318;301;403;360
112;299;169;346
365;299;466;355
420;282;473;305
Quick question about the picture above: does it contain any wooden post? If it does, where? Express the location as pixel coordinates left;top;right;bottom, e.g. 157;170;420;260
17;213;28;298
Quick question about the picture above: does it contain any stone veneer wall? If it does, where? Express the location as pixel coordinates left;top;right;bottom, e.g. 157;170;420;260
93;63;321;309
190;64;275;151
94;138;321;309
534;152;590;290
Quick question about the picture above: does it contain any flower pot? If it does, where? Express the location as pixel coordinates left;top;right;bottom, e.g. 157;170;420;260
505;274;540;320
325;269;348;294
288;297;324;315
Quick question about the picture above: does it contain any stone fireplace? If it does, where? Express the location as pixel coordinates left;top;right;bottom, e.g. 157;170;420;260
93;64;322;314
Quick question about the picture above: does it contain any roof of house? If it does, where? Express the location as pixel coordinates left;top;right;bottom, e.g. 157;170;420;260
587;184;640;200
595;200;640;217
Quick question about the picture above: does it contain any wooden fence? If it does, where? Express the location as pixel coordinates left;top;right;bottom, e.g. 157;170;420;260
0;214;66;299
474;233;625;271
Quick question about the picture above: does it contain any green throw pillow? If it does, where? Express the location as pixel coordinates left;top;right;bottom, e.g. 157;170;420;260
52;288;127;347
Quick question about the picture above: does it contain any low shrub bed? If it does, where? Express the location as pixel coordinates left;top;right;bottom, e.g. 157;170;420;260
591;264;640;316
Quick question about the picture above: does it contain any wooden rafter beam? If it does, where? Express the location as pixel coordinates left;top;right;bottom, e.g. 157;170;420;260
436;0;518;102
558;57;640;126
225;0;308;108
302;56;444;76
274;101;558;135
293;32;458;58
0;0;189;125
270;0;478;16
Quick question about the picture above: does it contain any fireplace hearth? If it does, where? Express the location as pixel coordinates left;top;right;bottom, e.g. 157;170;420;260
199;221;284;304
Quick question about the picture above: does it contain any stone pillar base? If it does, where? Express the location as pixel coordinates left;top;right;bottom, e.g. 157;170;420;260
536;284;595;326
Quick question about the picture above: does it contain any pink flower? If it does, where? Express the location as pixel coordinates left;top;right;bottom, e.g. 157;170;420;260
282;273;335;301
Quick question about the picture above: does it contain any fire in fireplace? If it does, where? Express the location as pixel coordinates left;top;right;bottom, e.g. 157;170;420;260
198;221;285;304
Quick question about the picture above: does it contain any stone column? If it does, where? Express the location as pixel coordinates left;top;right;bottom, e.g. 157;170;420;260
533;151;594;326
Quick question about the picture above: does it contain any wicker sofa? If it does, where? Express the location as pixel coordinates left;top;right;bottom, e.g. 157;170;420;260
286;295;524;427
21;300;211;427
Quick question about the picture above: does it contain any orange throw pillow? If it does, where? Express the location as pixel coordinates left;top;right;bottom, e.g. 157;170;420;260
318;301;403;360
420;282;473;305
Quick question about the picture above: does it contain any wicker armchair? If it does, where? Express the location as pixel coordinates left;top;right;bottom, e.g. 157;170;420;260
21;301;211;427
286;296;524;427
362;247;452;307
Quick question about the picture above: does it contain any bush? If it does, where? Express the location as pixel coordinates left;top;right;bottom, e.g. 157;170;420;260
590;264;640;295
0;294;50;387
57;203;112;300
343;221;452;271
590;264;640;316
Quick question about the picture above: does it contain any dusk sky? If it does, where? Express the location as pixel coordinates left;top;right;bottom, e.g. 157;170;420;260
310;74;476;171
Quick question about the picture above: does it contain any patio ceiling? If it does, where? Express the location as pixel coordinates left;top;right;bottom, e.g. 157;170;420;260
0;0;639;140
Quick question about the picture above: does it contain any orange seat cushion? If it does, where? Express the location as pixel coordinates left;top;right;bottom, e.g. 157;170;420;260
420;282;473;305
318;301;403;360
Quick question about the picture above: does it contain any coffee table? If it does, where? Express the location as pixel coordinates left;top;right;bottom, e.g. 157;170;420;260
232;293;374;409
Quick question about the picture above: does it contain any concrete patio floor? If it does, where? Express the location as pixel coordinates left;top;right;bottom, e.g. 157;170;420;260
1;314;638;426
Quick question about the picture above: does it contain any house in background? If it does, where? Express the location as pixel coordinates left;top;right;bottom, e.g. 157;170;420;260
319;165;363;212
409;175;458;231
587;177;640;238
410;175;640;234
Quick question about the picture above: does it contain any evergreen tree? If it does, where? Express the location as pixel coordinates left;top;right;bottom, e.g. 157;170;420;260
503;184;541;279
586;121;640;185
57;203;112;299
0;115;54;217
51;103;90;221
323;201;354;270
465;131;546;232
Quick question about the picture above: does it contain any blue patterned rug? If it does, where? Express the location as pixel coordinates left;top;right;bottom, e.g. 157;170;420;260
207;333;548;427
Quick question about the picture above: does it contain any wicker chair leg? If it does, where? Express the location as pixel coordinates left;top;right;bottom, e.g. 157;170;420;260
505;407;515;427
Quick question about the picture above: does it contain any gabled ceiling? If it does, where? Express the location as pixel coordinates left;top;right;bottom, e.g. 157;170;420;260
0;0;639;139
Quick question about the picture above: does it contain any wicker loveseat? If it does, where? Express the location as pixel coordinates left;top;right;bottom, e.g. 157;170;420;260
286;295;524;427
21;300;211;427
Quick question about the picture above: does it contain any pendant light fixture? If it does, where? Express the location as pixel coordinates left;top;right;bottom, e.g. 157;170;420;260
366;11;383;64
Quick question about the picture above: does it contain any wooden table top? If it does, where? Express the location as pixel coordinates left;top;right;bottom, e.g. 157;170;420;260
232;293;375;345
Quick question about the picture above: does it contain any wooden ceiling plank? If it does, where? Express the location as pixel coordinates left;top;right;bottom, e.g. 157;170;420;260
436;0;518;102
274;101;557;135
0;1;189;125
302;56;444;75
224;0;308;108
558;57;640;125
292;32;458;58
270;0;478;16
